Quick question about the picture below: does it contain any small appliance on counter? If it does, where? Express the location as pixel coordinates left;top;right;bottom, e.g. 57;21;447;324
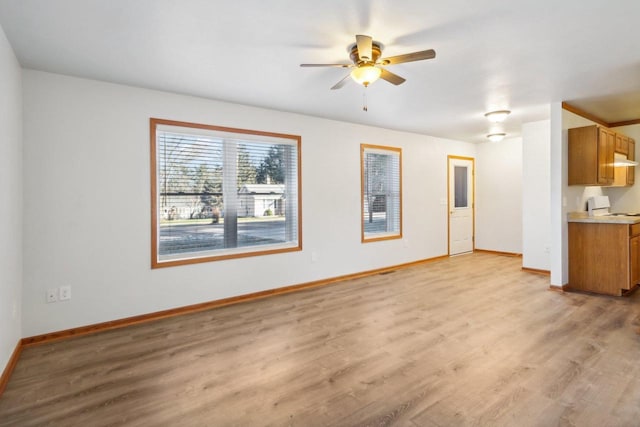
586;195;611;216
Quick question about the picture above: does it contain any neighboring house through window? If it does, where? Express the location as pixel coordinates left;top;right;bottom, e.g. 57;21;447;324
150;118;301;267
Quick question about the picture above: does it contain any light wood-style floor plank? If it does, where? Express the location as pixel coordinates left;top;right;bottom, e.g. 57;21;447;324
2;253;640;426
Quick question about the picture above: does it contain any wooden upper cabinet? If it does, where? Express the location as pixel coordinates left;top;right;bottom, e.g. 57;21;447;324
628;138;636;186
616;133;629;155
568;125;635;186
601;128;615;184
569;125;614;185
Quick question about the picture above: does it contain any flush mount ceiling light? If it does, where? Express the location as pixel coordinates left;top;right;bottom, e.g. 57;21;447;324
484;110;511;123
487;133;506;142
350;65;382;87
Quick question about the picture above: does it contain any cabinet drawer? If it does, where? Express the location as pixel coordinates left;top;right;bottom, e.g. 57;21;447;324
631;223;640;237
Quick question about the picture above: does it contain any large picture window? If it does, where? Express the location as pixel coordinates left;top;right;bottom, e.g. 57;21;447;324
361;144;402;242
151;118;301;268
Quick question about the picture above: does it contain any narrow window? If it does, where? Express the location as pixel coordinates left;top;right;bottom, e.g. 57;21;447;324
361;144;402;242
454;165;468;208
151;118;301;268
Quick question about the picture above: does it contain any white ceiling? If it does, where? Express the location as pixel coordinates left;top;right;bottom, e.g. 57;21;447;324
1;0;639;142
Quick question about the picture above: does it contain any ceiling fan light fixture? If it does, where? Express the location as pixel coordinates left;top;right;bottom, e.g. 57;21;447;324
487;133;507;143
350;65;382;87
484;110;511;123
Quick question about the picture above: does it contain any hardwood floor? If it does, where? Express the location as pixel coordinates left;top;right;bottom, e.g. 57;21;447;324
2;253;640;426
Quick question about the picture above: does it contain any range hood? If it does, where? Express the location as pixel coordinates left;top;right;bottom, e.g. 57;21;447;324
613;153;639;167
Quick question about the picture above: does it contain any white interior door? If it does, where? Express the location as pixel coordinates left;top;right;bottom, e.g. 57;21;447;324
448;156;474;255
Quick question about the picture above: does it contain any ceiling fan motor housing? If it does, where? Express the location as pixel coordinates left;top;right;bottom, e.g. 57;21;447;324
349;42;382;65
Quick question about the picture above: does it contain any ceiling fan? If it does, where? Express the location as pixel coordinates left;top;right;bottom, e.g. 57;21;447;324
300;34;436;90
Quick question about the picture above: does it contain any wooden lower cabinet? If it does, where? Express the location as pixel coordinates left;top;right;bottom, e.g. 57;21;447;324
631;235;640;286
568;222;640;296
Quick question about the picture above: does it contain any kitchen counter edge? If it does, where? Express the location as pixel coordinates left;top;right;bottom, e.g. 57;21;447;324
568;212;640;224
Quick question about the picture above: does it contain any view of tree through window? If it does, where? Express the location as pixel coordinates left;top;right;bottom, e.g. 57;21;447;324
361;144;402;242
151;119;301;267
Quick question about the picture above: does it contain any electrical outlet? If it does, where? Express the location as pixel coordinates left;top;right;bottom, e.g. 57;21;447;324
59;285;71;301
46;288;58;303
311;251;319;263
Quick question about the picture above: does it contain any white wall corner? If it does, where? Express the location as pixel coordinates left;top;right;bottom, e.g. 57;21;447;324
550;102;566;286
0;22;23;375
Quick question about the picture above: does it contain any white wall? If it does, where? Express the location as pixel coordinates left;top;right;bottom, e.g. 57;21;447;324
522;120;551;271
0;25;22;371
475;137;522;253
22;70;477;336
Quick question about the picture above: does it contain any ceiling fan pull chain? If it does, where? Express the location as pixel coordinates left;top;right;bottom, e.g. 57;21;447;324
363;89;368;112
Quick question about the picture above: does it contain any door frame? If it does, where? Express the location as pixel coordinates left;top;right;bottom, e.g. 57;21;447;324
447;155;475;255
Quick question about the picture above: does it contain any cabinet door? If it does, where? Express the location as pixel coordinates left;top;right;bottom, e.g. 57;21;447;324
598;128;615;185
607;131;616;183
628;139;635;186
616;134;628;154
568;126;599;185
630;235;640;289
615;133;629;154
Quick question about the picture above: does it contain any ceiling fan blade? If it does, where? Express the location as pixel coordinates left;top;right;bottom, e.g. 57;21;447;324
355;34;373;62
381;49;436;65
300;63;352;68
379;68;406;85
330;74;351;90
